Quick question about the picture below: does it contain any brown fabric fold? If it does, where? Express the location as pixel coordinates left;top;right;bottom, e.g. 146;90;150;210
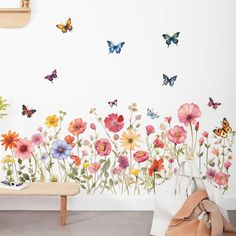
165;190;236;236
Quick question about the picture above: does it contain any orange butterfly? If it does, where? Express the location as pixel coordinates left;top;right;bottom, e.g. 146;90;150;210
56;18;73;33
213;118;232;138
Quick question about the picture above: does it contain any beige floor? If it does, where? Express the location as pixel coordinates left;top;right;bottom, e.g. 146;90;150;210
0;211;235;236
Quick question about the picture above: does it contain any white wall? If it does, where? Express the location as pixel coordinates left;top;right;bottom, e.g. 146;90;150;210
0;0;236;210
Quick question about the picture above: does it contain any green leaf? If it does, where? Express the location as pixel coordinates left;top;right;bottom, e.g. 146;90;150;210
60;163;66;171
104;171;109;178
102;159;110;172
81;168;85;175
202;176;207;180
91;183;96;189
7;169;12;176
18;159;22;165
22;173;30;180
109;179;113;186
19;177;25;183
80;185;86;190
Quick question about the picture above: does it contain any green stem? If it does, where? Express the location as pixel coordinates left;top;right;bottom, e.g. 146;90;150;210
63;158;68;182
11;150;19;182
190;122;194;155
57;159;63;182
129;149;132;176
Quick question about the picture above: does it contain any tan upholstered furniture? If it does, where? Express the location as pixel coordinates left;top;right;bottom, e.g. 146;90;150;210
0;182;79;226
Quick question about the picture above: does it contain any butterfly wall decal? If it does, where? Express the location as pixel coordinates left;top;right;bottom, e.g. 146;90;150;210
22;105;36;118
107;41;125;54
162;32;180;47
213;118;232;138
208;97;221;110
44;69;58;83
56;18;73;33
147;108;159;119
162;74;177;87
108;99;118;108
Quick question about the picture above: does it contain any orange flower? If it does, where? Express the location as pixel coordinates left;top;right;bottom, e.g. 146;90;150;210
64;135;76;148
70;155;81;167
212;148;220;156
149;158;165;176
1;130;19;150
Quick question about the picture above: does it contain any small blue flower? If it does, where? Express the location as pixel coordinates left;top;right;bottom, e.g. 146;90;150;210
51;140;72;160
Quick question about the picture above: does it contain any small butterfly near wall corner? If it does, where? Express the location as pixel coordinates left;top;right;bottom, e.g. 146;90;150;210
147;108;159;119
213;118;232;138
44;69;58;83
208;97;221;110
108;99;118;108
162;74;177;87
107;41;125;54
56;18;73;33
162;32;180;47
22;105;36;118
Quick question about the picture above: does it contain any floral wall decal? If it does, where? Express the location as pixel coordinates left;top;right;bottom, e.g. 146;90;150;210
0;102;235;195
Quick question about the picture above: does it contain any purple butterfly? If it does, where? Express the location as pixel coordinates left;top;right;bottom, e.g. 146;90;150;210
44;69;58;83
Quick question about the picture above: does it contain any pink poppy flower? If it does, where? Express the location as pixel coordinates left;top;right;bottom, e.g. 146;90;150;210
14;138;35;160
133;150;149;163
31;133;43;146
104;113;124;133
199;137;204;145
88;162;101;174
90;123;96;130
214;172;228;186
153;138;164;149
178;103;201;126
167;125;187;144
206;168;216;180
202;131;209;138
94;138;111;156
224;160;232;169
146;125;155;135
195;122;199;131
68;118;87;136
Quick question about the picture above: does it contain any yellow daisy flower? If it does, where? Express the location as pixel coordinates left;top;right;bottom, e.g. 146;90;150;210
45;115;59;128
130;169;140;176
83;162;90;168
121;129;140;150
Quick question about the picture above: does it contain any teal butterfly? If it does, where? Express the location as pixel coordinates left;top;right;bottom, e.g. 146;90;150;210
162;32;180;47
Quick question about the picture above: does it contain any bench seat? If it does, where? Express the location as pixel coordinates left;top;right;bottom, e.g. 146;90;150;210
0;182;79;226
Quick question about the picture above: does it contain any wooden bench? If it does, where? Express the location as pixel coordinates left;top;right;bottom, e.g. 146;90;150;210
0;182;79;226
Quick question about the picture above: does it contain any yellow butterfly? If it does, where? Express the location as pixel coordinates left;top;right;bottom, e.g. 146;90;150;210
213;118;232;138
56;18;73;33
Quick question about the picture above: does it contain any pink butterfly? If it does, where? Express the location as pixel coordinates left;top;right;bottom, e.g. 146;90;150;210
108;99;118;108
208;97;221;110
44;69;57;83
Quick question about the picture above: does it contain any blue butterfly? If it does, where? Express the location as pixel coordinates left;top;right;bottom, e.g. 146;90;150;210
162;74;177;87
162;32;180;47
147;108;159;119
107;41;125;54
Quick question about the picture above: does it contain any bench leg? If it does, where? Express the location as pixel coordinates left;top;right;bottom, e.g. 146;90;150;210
60;195;67;226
